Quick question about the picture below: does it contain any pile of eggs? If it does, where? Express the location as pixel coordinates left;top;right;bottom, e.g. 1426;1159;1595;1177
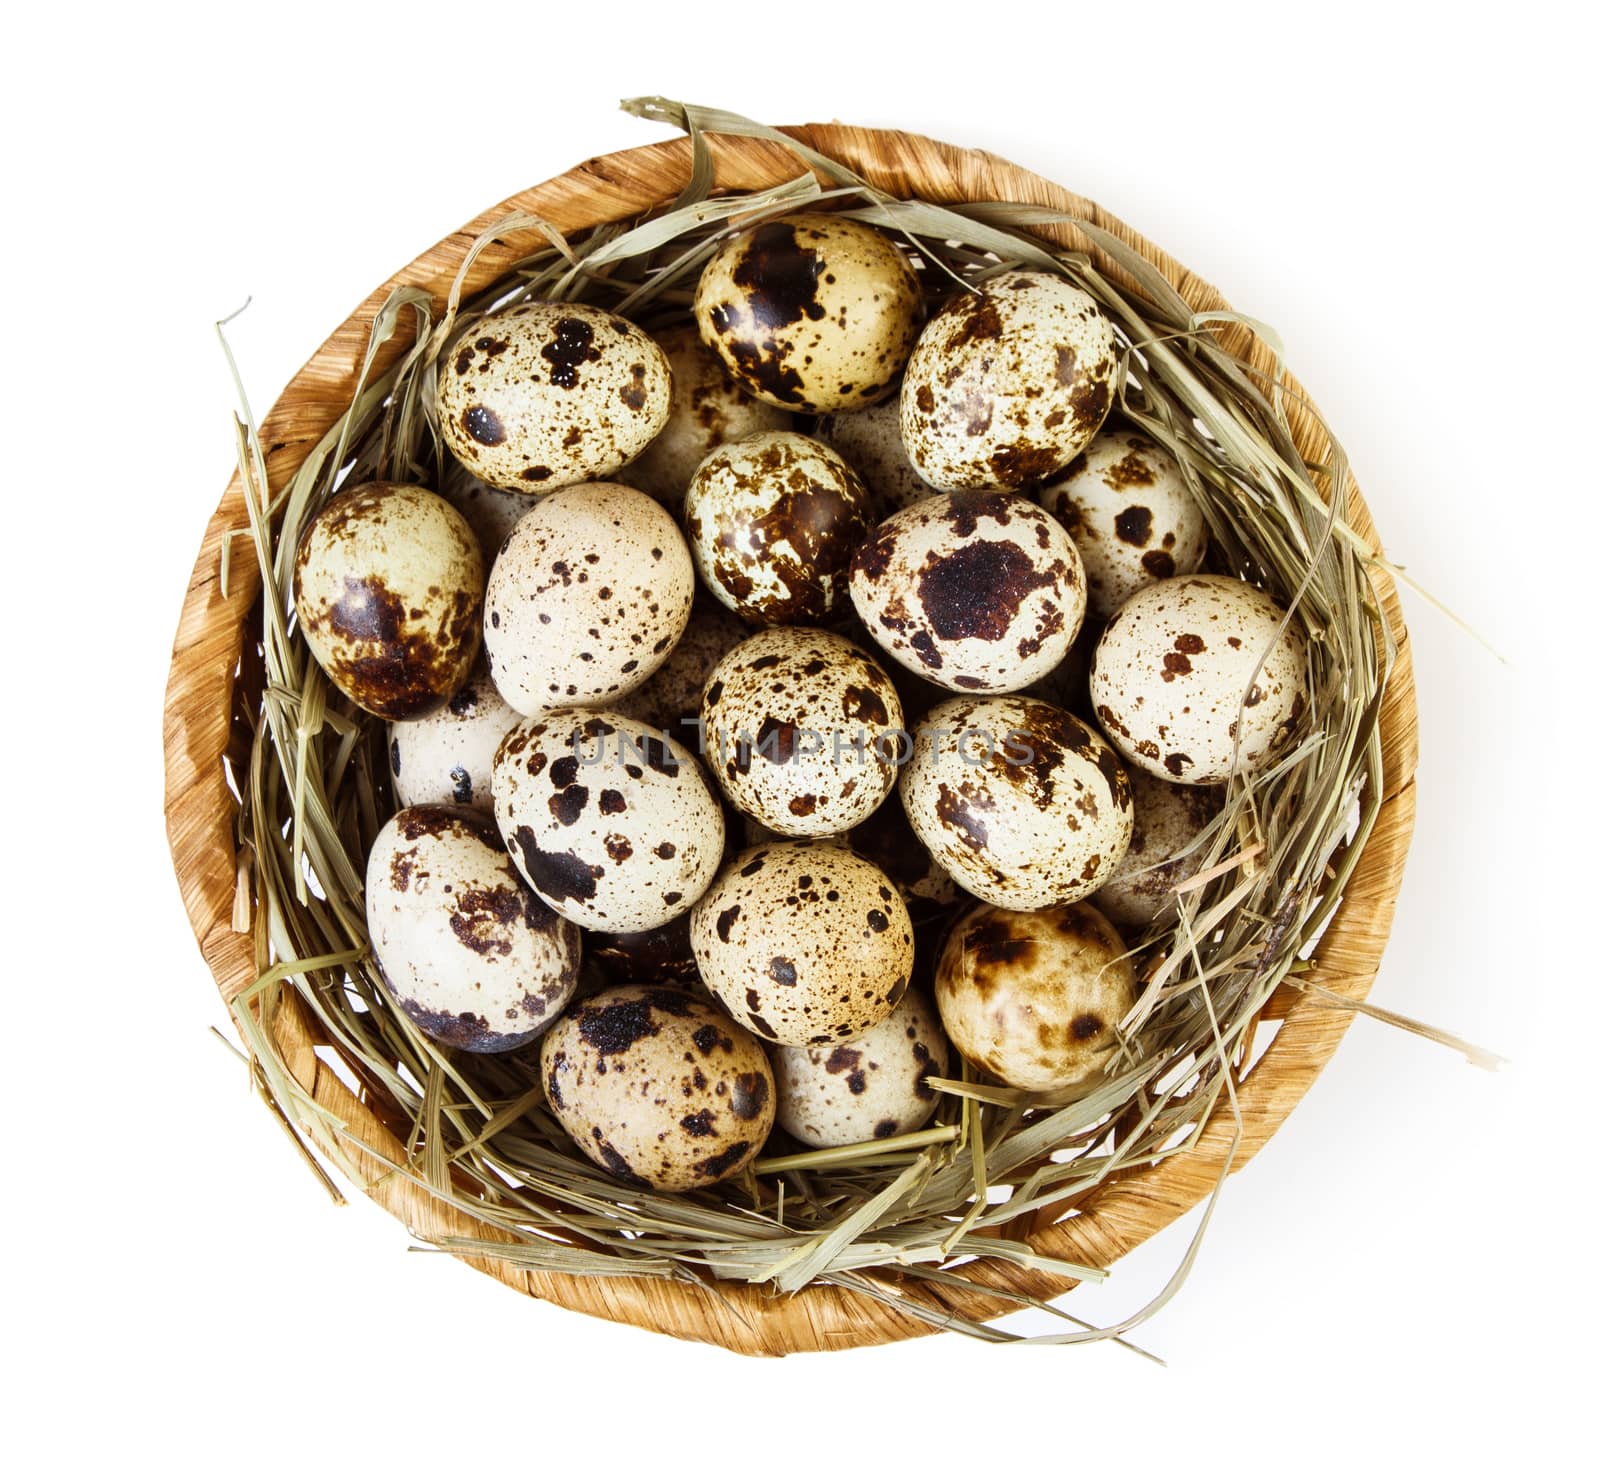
294;212;1310;1192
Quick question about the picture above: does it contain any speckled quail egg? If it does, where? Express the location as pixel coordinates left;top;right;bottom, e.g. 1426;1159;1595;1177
685;431;876;625
773;990;949;1148
585;911;699;986
1090;574;1310;785
483;482;694;713
689;843;915;1046
440;457;540;560
1095;772;1225;929
624;324;793;511
846;790;961;913
540;985;774;1191
815;396;942;512
936;899;1135;1092
901;271;1117;492
437;302;671;495
900;694;1133;910
694;213;921;414
700;628;905;837
366;805;579;1052
387;655;518;812
493;708;724;932
1035;429;1208;618
293;482;483;720
849;491;1084;692
614;600;749;745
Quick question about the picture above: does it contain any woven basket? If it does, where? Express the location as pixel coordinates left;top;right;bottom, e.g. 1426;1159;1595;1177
162;122;1418;1355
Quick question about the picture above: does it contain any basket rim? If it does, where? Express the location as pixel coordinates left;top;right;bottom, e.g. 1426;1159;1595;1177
163;119;1419;1356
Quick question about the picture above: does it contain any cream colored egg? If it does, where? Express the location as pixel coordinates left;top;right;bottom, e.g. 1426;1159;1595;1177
1094;772;1225;929
901;271;1116;491
684;431;876;625
849;491;1084;692
493;708;724;932
541;985;775;1191
1036;429;1208;618
689;843;914;1046
900;695;1133;910
387;655;518;812
815;396;941;512
773;990;950;1148
293;482;483;721
624;324;793;511
613;601;750;745
700;628;905;837
365;806;580;1052
440;457;540;560
1090;574;1310;785
693;213;921;414
436;302;670;494
483;482;694;714
936;899;1135;1092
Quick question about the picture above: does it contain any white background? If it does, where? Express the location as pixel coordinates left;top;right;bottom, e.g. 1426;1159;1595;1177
3;2;1592;1479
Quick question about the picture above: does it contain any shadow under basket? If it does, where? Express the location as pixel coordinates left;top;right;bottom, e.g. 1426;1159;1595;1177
163;121;1419;1355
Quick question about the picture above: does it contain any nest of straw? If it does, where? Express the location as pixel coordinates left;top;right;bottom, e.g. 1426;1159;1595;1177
215;100;1402;1344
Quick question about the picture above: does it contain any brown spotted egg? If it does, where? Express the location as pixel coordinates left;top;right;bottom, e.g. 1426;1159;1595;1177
441;457;540;561
773;990;949;1149
685;431;876;625
693;213;921;414
614;600;750;745
936;899;1136;1093
849;491;1085;692
901;271;1117;491
437;302;671;494
585;911;698;986
1036;429;1208;618
293;482;483;721
689;843;915;1046
624;324;793;512
900;695;1133;910
483;482;694;714
493;708;724;933
365;806;579;1053
387;654;518;812
700;628;905;837
541;986;775;1191
1095;772;1225;929
1090;574;1310;785
816;396;942;512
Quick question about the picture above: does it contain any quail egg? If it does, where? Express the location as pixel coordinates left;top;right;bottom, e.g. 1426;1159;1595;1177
625;324;793;511
483;481;695;713
685;431;876;625
1090;574;1310;785
773;990;949;1148
694;213;921;414
700;628;905;837
585;911;699;986
936;899;1135;1093
815;396;942;512
901;271;1116;491
493;708;724;932
293;482;483;721
387;654;518;812
1035;428;1208;618
437;301;671;494
541;985;775;1191
440;457;540;561
365;805;580;1052
614;600;750;746
849;491;1084;692
900;694;1133;910
689;843;915;1046
1095;772;1225;929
